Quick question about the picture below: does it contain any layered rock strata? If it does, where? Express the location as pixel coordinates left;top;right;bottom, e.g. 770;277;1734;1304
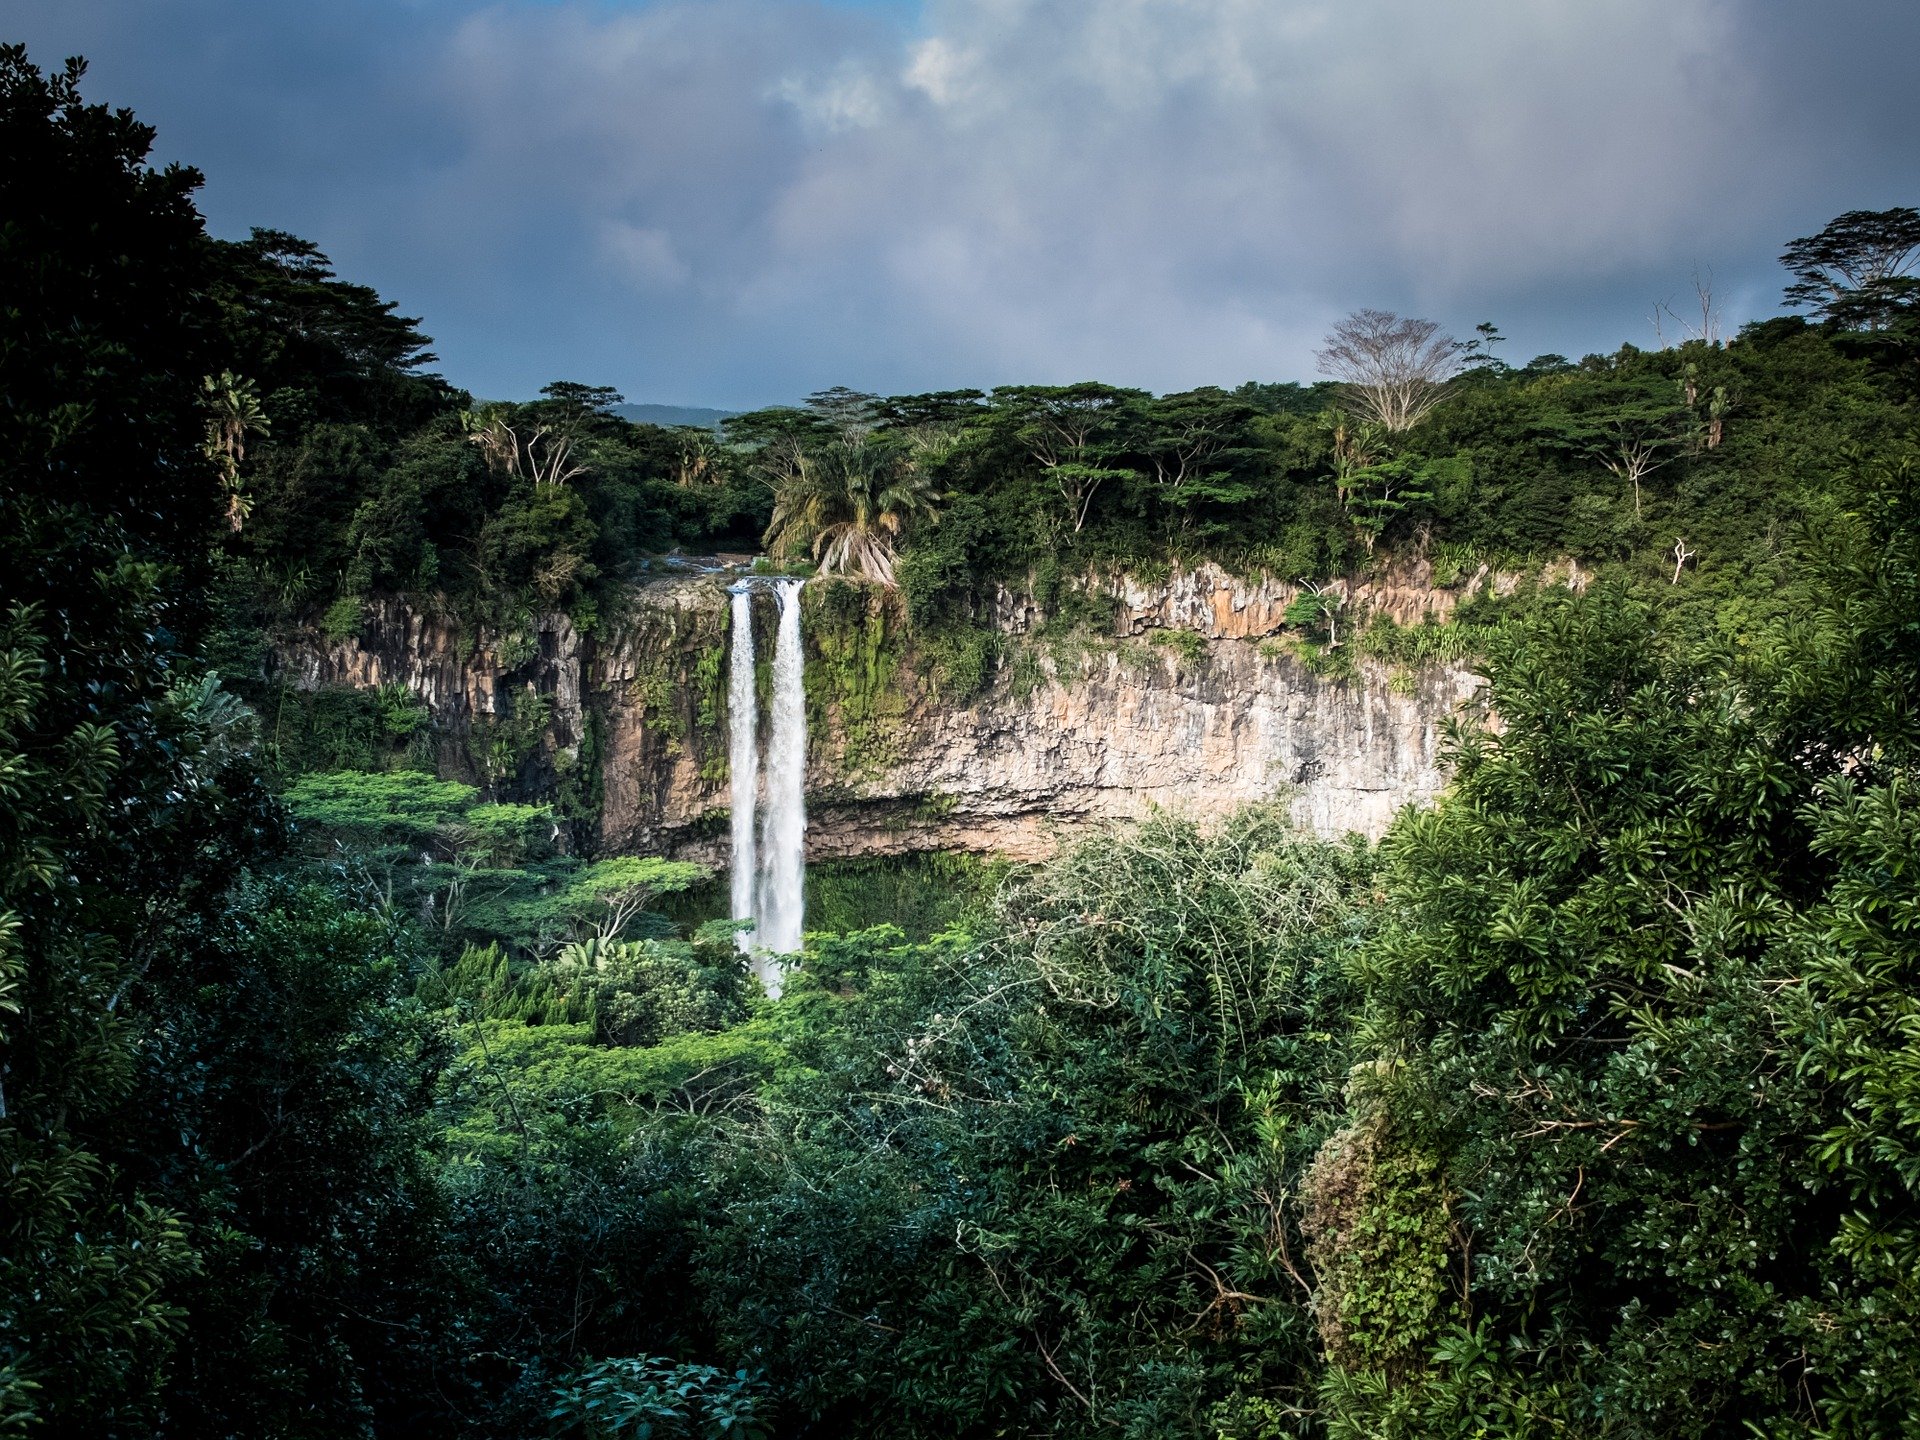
274;566;1486;863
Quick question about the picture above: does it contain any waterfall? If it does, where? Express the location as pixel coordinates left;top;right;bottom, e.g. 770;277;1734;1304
758;578;808;958
727;585;759;962
725;576;807;994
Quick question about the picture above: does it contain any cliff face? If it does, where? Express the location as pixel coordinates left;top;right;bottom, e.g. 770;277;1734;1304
274;565;1484;863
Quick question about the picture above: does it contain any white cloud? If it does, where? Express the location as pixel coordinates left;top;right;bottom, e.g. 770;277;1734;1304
902;37;979;108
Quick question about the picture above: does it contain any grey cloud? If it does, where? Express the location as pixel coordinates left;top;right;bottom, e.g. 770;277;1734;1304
7;0;1919;403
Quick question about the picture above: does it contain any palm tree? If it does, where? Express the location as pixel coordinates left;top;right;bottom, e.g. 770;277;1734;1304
201;371;269;532
761;430;951;586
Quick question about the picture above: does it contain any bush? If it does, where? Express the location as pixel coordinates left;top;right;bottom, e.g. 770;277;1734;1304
322;593;364;640
549;1356;771;1440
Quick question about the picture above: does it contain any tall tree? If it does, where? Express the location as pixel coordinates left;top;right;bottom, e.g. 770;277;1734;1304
872;389;988;427
1316;310;1463;432
989;382;1146;535
203;227;451;437
1781;206;1920;330
803;385;882;441
0;45;222;1430
0;51;458;1437
761;430;951;585
201;369;270;531
1535;372;1689;520
459;382;624;490
1318;456;1920;1433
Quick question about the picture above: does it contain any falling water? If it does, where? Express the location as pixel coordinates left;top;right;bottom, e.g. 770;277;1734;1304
727;584;759;961
725;576;807;994
757;578;808;960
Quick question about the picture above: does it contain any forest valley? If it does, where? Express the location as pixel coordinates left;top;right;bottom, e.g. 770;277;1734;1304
6;45;1920;1440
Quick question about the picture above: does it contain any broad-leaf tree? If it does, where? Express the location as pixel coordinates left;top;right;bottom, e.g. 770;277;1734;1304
989;382;1147;536
0;46;224;1429
1781;205;1920;331
1534;370;1689;520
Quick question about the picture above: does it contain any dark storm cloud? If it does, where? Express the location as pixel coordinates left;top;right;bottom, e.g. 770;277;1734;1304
8;0;1919;405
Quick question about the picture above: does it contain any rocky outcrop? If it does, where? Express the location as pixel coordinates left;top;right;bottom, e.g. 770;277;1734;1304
272;565;1487;864
277;598;594;791
791;640;1476;864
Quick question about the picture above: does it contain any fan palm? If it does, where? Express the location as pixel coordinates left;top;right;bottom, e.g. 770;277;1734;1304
762;430;950;586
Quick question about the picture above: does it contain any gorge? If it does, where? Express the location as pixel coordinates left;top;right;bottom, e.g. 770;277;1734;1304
18;45;1920;1433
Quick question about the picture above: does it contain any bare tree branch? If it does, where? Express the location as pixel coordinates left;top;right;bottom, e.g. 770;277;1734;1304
1315;310;1462;432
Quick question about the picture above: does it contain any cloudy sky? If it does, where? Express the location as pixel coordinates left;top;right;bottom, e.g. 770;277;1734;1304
10;0;1918;407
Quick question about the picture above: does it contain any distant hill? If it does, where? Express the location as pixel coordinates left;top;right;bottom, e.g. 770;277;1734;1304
615;403;739;430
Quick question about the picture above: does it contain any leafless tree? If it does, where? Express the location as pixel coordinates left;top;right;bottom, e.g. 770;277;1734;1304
1655;268;1722;349
1670;537;1696;584
1600;434;1673;522
1315;310;1462;432
461;409;590;487
1689;270;1722;345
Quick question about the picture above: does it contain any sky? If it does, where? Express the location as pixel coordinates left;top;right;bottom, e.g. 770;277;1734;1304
8;0;1919;409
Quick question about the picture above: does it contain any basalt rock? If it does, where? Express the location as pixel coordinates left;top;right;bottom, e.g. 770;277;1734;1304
271;566;1488;863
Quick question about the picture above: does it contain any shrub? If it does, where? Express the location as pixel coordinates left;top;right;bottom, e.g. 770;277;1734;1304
322;593;364;640
549;1356;772;1439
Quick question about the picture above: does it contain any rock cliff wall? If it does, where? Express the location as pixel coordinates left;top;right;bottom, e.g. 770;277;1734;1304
273;565;1486;863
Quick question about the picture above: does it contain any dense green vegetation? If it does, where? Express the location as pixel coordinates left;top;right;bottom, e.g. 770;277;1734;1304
6;45;1920;1440
192;133;1909;692
225;301;1906;656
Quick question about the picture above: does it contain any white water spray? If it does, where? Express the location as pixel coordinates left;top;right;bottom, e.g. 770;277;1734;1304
727;585;759;961
726;577;807;993
758;578;808;958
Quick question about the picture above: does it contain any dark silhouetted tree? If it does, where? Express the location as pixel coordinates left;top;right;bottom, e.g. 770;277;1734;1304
1781;206;1920;330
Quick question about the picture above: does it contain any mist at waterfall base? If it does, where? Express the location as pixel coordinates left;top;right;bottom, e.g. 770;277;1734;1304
728;577;807;994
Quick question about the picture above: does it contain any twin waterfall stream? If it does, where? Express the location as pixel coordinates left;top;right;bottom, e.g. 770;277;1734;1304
726;577;807;996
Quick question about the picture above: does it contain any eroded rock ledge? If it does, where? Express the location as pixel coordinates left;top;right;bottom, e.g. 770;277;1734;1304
273;565;1487;863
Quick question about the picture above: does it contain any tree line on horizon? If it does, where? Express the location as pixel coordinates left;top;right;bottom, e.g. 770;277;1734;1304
187;157;1920;704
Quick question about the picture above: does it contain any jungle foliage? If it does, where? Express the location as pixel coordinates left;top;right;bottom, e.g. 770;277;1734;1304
195;159;1916;694
7;43;1920;1440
